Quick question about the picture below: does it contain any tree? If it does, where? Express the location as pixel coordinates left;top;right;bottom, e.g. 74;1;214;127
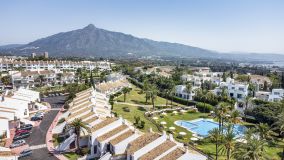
255;123;273;141
229;110;241;125
248;83;256;97
222;124;236;160
263;80;268;91
143;79;151;103
185;82;192;106
90;71;94;87
244;96;252;122
208;128;221;160
233;137;266;160
1;76;11;86
69;118;90;153
273;111;284;160
109;95;114;110
150;85;158;110
122;87;131;102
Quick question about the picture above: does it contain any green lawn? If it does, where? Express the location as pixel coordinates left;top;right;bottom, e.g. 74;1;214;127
112;103;159;132
64;153;80;160
156;110;208;143
116;85;181;107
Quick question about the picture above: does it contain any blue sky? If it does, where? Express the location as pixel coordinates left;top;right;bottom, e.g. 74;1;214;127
1;0;284;54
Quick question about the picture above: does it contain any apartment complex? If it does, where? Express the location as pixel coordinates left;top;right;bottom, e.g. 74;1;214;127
0;59;111;72
54;87;207;160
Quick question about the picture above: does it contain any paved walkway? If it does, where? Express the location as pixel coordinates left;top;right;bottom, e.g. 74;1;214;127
115;101;175;108
46;107;68;160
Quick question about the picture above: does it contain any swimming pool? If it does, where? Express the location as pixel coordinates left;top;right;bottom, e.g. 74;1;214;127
175;119;246;137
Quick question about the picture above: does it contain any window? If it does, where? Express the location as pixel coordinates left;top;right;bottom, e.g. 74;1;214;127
237;94;242;99
94;146;97;154
274;92;280;95
239;88;244;91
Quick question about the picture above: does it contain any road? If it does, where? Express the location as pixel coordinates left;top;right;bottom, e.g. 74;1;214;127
21;95;66;160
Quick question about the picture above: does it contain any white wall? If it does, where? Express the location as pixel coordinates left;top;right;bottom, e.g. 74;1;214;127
0;119;10;138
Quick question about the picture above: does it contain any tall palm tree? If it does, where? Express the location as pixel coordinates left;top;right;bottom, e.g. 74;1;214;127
150;85;158;110
122;87;131;102
69;118;89;153
208;128;221;160
244;96;252;122
273;111;284;160
222;124;236;160
229;110;241;125
256;123;273;141
185;82;192;106
233;137;266;160
143;79;151;103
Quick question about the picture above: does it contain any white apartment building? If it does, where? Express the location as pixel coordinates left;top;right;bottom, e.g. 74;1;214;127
181;71;222;87
0;59;111;72
10;70;75;89
0;117;10;139
175;85;197;100
214;78;249;102
95;79;130;96
256;88;284;102
54;87;208;160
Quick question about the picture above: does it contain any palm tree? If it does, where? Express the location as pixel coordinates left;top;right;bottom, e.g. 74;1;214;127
150;85;158;110
208;128;221;160
143;79;151;103
185;82;192;106
273;111;284;160
229;110;241;125
222;124;236;160
122;87;131;102
233;137;266;160
1;76;11;86
256;123;273;141
69;118;89;153
244;96;252;122
109;95;114;110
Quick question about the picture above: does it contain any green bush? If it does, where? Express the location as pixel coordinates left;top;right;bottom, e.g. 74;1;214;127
196;102;213;113
58;118;65;124
122;107;130;112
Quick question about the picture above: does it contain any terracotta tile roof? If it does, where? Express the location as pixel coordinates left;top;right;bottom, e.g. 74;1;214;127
160;148;185;160
68;107;91;119
91;118;117;132
110;130;135;145
70;101;93;111
138;140;176;160
0;116;9;119
0;110;15;113
0;106;17;110
127;133;160;155
97;125;128;142
77;112;95;121
83;116;99;124
73;93;91;102
76;88;93;96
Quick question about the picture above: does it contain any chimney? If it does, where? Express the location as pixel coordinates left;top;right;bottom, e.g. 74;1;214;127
149;127;153;133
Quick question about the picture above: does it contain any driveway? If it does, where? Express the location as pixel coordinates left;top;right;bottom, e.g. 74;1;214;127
20;95;66;160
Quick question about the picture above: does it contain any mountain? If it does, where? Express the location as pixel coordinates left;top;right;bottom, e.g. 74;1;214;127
0;44;24;49
1;24;284;62
0;24;218;58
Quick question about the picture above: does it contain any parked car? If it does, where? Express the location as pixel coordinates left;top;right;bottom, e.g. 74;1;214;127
19;149;32;158
13;133;30;141
19;124;33;130
15;130;30;135
35;112;44;118
9;140;26;148
31;116;42;121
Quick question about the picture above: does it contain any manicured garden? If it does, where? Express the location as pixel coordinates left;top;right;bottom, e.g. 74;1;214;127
115;85;181;107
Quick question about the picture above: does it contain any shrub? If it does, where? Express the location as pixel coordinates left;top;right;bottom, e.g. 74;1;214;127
122;107;130;112
196;102;213;113
58;118;65;124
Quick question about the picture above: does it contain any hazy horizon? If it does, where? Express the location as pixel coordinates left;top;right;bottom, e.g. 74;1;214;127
1;0;284;54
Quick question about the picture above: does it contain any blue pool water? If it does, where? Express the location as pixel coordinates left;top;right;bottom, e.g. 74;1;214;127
175;119;246;137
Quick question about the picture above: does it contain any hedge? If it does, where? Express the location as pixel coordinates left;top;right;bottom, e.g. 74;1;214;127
196;102;214;113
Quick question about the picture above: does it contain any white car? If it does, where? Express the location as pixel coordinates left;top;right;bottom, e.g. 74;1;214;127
10;140;26;148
